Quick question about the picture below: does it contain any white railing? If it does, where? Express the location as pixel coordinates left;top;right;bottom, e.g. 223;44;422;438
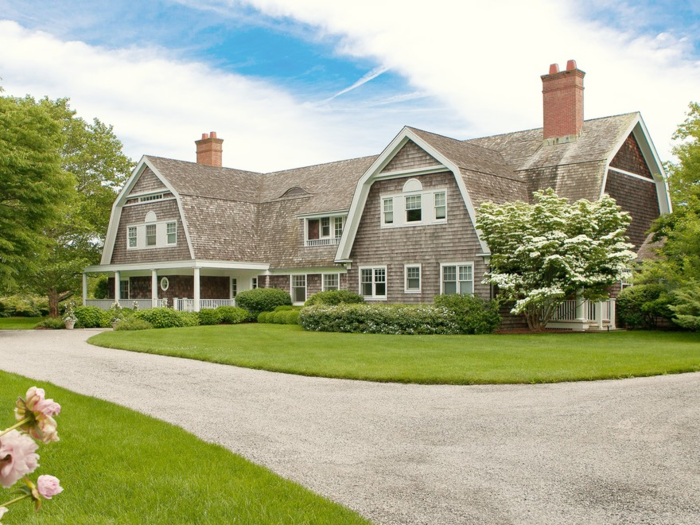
85;298;229;311
552;300;578;321
199;299;236;310
305;237;341;247
549;298;616;328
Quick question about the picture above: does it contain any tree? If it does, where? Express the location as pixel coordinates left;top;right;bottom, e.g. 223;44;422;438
666;102;700;207
0;92;74;290
19;98;135;316
477;189;636;331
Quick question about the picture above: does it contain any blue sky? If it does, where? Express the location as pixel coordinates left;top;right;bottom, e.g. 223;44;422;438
0;0;698;171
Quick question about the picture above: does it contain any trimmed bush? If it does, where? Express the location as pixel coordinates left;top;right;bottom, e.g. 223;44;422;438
134;307;184;329
236;288;292;318
216;306;249;324
75;305;110;328
304;290;364;307
433;294;502;334
198;308;221;326
617;284;675;329
0;295;45;317
36;318;66;329
177;311;200;327
258;310;300;325
299;304;459;335
113;317;153;331
273;305;295;312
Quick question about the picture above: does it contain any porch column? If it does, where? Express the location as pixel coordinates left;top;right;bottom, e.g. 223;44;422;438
596;301;603;330
82;273;88;306
114;271;121;301
610;298;617;330
193;267;201;312
575;291;585;321
151;269;158;308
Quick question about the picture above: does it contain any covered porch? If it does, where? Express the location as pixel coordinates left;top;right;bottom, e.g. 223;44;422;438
83;260;270;312
547;298;617;331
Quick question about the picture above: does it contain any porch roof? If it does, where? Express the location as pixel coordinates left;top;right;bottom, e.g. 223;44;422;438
85;259;270;273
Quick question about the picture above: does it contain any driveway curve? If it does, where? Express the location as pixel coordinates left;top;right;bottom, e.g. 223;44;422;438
1;330;699;524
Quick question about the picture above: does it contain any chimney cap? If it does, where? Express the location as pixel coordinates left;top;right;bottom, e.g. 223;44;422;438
566;59;577;71
201;132;209;140
210;131;217;138
549;63;560;75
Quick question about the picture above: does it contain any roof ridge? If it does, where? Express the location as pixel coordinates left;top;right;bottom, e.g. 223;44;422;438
263;154;379;176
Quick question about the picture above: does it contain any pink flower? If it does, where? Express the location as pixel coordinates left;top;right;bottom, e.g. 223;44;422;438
0;430;40;488
14;387;61;444
0;507;8;520
24;387;45;411
34;398;61;418
37;475;63;499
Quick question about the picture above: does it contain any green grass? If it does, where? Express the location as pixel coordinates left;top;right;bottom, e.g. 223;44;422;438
0;371;369;524
89;324;700;384
0;318;42;330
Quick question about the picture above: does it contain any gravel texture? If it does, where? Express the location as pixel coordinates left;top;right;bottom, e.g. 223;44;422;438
1;329;699;524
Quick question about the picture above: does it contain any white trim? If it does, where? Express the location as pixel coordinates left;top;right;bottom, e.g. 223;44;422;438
159;276;170;291
359;265;388;300
404;264;422;294
322;272;341;291
230;277;238;299
439;262;475;295
268;267;347;275
296;210;348;219
251;276;258;290
85;259;270;273
336;128;490;262
290;274;307;305
380;188;448;229
607;167;656;183
126;218;178;251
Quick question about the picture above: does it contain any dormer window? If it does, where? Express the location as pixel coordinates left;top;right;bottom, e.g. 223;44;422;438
127;213;178;250
305;215;345;247
381;179;447;228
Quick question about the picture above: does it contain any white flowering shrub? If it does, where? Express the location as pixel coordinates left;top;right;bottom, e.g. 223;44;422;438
477;189;636;331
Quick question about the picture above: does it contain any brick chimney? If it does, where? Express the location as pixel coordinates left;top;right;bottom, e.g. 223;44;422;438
195;131;223;167
541;60;585;143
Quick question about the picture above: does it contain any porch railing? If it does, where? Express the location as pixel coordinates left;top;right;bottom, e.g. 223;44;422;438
174;298;236;312
85;298;233;312
549;298;616;328
305;237;341;247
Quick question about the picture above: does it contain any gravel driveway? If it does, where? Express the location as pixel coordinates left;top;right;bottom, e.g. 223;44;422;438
1;329;698;524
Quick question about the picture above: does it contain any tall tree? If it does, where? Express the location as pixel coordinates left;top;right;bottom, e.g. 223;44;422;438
477;189;635;331
19;98;134;316
666;102;700;207
0;92;74;291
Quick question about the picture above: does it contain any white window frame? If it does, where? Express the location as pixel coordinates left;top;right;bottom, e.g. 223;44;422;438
440;262;474;295
231;278;238;298
160;277;170;292
359;266;387;300
382;197;394;225
119;279;130;300
291;274;307;305
304;214;346;247
127;226;137;249
404;264;422;293
251;277;258;290
334;217;344;239
126;219;180;250
146;224;157;247
166;221;177;245
381;188;447;229
434;191;447;220
322;273;340;291
405;195;422;223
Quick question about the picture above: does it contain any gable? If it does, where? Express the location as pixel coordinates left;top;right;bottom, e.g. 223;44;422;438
381;140;440;173
130;168;167;194
609;134;653;179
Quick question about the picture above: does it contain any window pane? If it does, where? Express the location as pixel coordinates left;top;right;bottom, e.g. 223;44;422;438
459;265;472;281
334;217;343;238
443;266;456;281
444;282;457;294
321;217;330;237
252;277;258;289
362;282;373;296
459;281;474;294
293;275;306;303
128;227;137;247
375;282;386;296
119;280;129;299
231;279;237;297
324;274;339;290
374;268;386;283
406;195;422;222
406;266;420;291
307;219;320;240
435;192;446;220
383;198;393;224
167;222;176;244
146;224;156;246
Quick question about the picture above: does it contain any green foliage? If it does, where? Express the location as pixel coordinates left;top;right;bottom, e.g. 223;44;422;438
236;288;292;317
258;310;300;325
616;285;675;329
198;308;221;326
113;317;154;331
216;306;249;324
0;295;47;317
36;317;66;329
93;275;110;299
74;305;110;328
176;311;200;327
300;304;460;335
477;189;635;331
670;282;700;330
433;294;502;334
134;307;184;329
273;305;295;312
666;102;700;207
304;290;365;306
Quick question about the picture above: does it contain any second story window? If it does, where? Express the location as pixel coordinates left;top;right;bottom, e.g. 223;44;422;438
405;195;422;222
167;222;177;245
383;198;394;224
305;215;346;246
128;227;137;248
434;192;446;220
334;217;343;238
146;224;156;246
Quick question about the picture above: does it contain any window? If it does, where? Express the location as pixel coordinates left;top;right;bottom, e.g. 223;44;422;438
321;217;330;237
139;193;164;203
292;275;306;303
128;227;137;248
119;279;129;300
405;195;422;222
434;192;446;220
405;265;421;293
167;222;177;245
334;217;343;238
146;224;156;246
160;277;169;291
231;278;238;298
441;264;474;294
383;198;394;224
360;267;386;299
323;274;339;291
251;277;258;290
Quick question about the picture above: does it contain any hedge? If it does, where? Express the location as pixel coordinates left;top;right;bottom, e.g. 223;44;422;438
258;310;300;325
299;304;460;335
235;288;292;317
113;317;154;331
75;306;110;328
617;284;675;329
134;307;185;329
198;308;221;326
433;294;501;334
304;290;364;307
216;306;249;324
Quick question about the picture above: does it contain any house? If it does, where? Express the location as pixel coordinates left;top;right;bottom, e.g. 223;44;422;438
83;61;671;329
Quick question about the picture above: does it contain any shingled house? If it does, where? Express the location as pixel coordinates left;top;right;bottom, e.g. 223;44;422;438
83;61;671;329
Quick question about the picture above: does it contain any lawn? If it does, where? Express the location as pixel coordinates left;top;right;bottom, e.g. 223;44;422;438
0;371;369;524
89;324;700;384
0;318;42;330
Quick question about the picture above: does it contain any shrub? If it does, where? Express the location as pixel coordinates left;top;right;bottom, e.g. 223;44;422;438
258;310;300;325
433;294;502;334
299;304;459;335
113;317;153;331
304;290;364;307
236;288;292;318
617;284;675;329
670;282;700;331
216;306;249;324
273;305;295;312
177;311;200;327
0;295;44;317
134;307;184;329
36;318;66;329
198;308;221;326
93;275;110;299
75;305;110;328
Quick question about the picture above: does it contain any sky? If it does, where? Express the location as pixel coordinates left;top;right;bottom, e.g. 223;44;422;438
0;0;698;172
